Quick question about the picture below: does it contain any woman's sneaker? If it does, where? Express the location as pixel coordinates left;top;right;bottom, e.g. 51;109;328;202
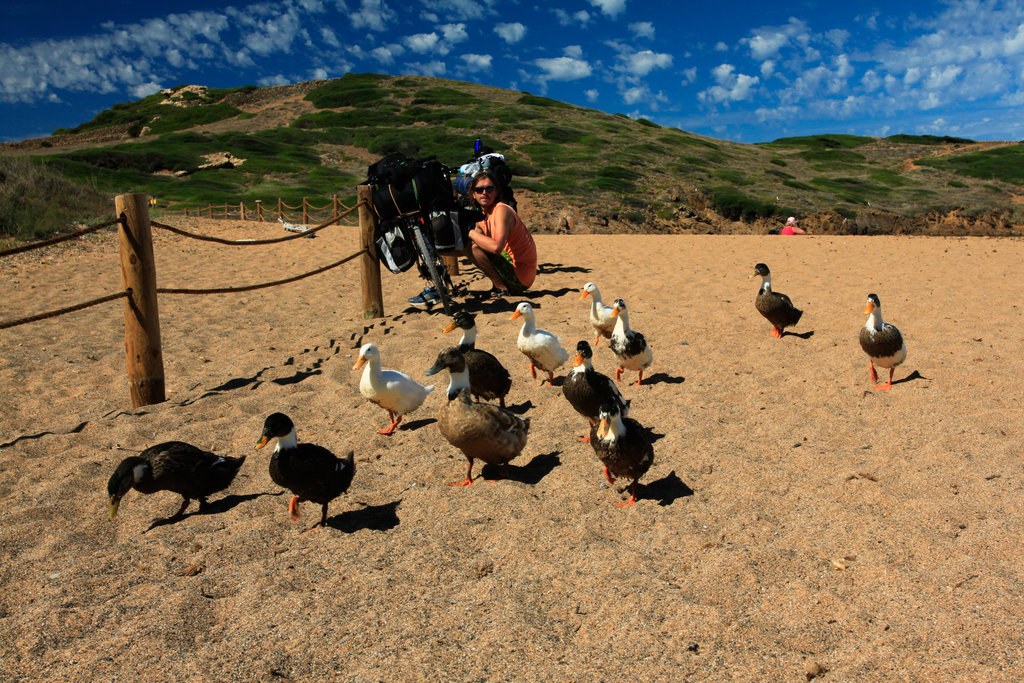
408;286;441;308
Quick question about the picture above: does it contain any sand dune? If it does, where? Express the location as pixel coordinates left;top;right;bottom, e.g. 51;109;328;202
1;217;1022;680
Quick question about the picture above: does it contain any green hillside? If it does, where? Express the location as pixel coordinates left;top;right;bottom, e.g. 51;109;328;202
3;73;1024;240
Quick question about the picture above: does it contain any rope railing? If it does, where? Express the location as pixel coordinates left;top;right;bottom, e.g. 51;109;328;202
0;188;383;408
0;218;119;258
157;249;367;295
149;200;361;245
0;290;130;331
162;195;355;223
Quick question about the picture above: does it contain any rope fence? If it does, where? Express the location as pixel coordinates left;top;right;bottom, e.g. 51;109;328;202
161;195;353;226
0;188;384;408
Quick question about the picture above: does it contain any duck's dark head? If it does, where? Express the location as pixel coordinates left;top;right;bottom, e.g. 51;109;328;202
611;299;627;317
256;412;295;449
426;346;467;376
864;293;881;314
574;340;593;367
596;397;623;439
752;263;770;278
107;456;147;520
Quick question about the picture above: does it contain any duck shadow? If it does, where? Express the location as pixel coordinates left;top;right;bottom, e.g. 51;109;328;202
636;373;685;386
639;471;694;507
782;330;815;339
400;418;435;432
326;500;401;533
481;451;561;486
504;399;534;415
144;491;280;532
522;287;576;300
893;369;927;386
642;428;667;444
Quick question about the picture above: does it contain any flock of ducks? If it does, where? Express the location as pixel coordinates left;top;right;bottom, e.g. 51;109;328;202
107;268;908;526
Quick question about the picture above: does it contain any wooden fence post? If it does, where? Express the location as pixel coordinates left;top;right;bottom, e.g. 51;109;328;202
116;193;166;408
358;185;383;319
277;198;283;220
333;194;340;220
255;200;263;221
444;254;459;276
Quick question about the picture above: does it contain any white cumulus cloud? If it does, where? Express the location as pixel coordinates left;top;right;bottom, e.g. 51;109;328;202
461;53;492;71
588;0;627;18
495;22;527;44
534;56;593;81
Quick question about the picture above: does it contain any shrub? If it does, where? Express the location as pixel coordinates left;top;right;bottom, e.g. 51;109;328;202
305;73;389;108
709;186;782;221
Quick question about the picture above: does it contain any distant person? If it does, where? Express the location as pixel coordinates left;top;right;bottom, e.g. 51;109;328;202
408;170;537;307
780;216;806;235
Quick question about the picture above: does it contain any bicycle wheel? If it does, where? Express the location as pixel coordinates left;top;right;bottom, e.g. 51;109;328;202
409;218;454;315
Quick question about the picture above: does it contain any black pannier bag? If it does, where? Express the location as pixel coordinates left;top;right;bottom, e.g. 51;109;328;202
366;154;456;222
374;219;416;273
430;205;484;253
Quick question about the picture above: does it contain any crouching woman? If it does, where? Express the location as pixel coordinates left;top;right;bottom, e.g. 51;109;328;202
464;170;537;297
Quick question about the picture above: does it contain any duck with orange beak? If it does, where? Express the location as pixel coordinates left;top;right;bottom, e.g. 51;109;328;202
609;298;653;385
509;301;569;385
353;343;434;434
859;293;907;391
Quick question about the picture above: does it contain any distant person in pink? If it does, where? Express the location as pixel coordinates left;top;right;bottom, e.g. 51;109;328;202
780;216;806;235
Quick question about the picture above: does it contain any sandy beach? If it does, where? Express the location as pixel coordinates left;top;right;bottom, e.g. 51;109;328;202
1;216;1022;681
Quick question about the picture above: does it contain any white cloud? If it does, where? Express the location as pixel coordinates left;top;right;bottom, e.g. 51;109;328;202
616;50;672;77
494;22;527;44
534;56;593;81
563;45;584;59
420;0;496;21
629;22;654;39
699;64;759;104
320;27;341;48
406;33;441;54
715;42;728;52
925;64;963;89
370;45;404;63
130;82;163;99
440;23;468;44
743;18;808;61
553;9;591;26
622;86;647;105
584;88;599;101
407;60;446;76
680;67;697;85
760;60;775;78
350;0;396;31
588;0;627;18
461;53;492;71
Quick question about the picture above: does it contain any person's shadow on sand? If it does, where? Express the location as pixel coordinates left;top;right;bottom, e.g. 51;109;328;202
327;500;401;533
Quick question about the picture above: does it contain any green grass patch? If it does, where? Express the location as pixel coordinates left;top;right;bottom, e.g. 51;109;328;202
636;118;660;128
598;166;642;180
770;158;788;166
709;186;783;221
587;177;638;193
0;156;112;241
304;73;389;108
915;145;1024;185
885;134;974;145
411;87;479;106
712;169;754;185
763;134;876;150
797;149;867;163
517;94;571;108
947;180;967;188
766;169;794;180
782;179;816;191
809;176;888;204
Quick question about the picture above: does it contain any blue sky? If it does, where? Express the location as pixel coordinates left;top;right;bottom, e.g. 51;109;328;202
2;0;1024;144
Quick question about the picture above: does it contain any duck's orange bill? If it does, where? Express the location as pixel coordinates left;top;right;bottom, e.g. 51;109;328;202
442;320;457;334
254;436;269;450
352;356;366;370
574;353;584;367
510;310;522;320
863;302;874;314
579;290;589;300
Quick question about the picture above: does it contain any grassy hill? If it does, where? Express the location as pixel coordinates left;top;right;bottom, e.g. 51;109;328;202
3;73;1024;241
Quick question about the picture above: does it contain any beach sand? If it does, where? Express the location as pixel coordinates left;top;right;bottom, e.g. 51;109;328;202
1;217;1022;680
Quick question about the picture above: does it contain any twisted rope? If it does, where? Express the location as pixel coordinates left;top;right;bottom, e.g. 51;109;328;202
157;248;367;294
0;218;120;259
0;290;130;330
150;200;363;245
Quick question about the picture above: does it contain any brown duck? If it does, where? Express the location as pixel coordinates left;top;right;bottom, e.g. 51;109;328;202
426;347;530;486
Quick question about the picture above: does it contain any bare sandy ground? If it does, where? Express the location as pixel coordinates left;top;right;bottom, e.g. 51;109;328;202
1;217;1022;681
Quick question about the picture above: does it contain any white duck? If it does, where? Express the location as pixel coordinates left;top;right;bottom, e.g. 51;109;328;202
610;298;654;385
509;302;569;385
580;282;617;346
353;343;434;434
